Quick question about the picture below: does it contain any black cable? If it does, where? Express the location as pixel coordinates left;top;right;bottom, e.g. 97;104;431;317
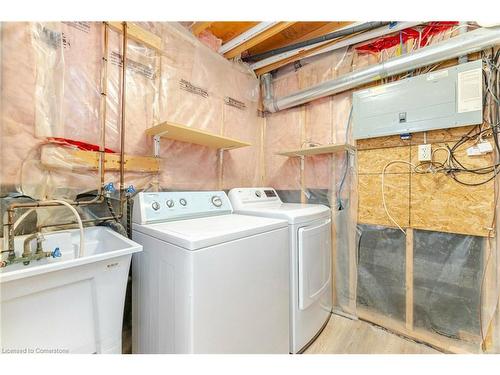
106;197;119;222
126;197;133;238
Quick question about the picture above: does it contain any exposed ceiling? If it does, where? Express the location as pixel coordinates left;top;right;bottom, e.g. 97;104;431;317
189;21;356;73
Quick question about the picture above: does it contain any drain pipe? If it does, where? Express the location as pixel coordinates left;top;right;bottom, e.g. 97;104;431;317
263;27;500;113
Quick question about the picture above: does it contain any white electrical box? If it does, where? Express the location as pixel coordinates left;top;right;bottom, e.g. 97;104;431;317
352;60;483;140
418;144;432;162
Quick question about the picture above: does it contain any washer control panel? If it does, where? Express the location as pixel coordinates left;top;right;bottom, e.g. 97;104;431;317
133;191;232;224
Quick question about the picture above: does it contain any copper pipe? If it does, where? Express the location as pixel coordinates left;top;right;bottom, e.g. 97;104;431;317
3;22;127;260
37;216;117;232
99;21;109;192
119;21;127;203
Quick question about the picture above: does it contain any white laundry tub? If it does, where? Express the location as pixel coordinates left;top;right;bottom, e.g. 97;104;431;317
0;226;142;354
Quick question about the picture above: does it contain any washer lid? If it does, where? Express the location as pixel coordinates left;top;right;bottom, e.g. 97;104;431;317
232;203;330;224
132;213;287;250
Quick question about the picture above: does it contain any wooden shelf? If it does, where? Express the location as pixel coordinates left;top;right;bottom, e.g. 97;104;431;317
276;143;356;157
41;146;160;173
107;22;162;51
146;121;252;150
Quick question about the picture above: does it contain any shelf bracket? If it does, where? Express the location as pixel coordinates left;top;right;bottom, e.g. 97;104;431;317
153;135;161;157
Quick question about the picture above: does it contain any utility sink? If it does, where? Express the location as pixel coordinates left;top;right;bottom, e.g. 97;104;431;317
0;226;142;354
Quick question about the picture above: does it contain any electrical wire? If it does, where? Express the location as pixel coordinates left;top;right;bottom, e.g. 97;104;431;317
381;160;416;234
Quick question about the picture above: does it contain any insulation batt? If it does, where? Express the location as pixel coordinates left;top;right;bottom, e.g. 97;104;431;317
0;22;260;197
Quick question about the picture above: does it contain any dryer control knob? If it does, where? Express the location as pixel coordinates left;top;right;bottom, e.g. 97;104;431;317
211;196;223;207
151;201;160;211
166;199;175;208
179;198;187;206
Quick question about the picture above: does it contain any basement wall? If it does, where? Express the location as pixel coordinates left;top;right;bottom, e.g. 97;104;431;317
263;24;500;352
0;22;261;228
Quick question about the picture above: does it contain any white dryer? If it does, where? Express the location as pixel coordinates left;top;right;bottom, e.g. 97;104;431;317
131;191;289;353
228;187;332;353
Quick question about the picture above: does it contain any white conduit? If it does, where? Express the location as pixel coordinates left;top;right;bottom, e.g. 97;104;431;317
218;22;279;55
263;27;500;112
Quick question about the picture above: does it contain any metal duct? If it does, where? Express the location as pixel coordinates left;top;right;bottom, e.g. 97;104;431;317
264;27;500;113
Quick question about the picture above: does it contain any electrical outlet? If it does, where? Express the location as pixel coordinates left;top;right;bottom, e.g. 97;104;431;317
418;144;432;162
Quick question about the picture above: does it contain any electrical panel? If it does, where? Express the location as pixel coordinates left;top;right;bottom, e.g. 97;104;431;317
352;59;483;140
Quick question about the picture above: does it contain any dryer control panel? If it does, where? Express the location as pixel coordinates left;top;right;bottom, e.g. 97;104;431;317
228;187;282;210
133;191;232;224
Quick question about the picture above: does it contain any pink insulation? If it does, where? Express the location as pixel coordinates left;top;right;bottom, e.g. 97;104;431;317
197;29;222;52
264;72;302;190
1;22;261;198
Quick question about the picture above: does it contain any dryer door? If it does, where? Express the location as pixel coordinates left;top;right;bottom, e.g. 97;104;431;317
297;218;331;310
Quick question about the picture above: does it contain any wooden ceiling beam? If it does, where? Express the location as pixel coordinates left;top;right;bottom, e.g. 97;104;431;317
254;32;361;76
191;22;214;36
223;22;297;59
245;22;331;55
107;21;162;51
291;21;355;45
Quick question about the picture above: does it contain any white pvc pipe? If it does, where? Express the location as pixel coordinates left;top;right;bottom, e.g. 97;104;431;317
218;22;279;54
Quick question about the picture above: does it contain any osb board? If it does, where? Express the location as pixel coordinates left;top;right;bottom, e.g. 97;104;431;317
409;141;494;170
356;125;478;150
358;173;410;227
358;147;411;174
357;126;495;237
410;172;494;237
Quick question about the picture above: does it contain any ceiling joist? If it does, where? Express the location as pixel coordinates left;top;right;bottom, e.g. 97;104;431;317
191;22;214;36
223;22;297;59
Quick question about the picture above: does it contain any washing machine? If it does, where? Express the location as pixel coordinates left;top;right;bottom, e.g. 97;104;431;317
131;191;290;353
228;187;332;353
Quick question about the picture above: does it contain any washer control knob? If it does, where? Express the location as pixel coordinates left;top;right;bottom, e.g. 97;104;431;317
179;198;187;207
151;201;160;211
211;196;223;208
166;199;175;208
255;190;262;197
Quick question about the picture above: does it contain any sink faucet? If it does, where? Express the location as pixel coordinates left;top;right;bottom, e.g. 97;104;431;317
23;232;45;259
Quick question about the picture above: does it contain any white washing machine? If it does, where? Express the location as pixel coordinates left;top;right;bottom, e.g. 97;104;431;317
228;187;332;353
131;191;290;353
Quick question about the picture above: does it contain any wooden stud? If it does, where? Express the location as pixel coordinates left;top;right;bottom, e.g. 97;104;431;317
191;22;214;36
218;100;226;190
107;21;162;51
405;228;414;330
223;22;297;59
348;223;357;313
260;115;266;186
